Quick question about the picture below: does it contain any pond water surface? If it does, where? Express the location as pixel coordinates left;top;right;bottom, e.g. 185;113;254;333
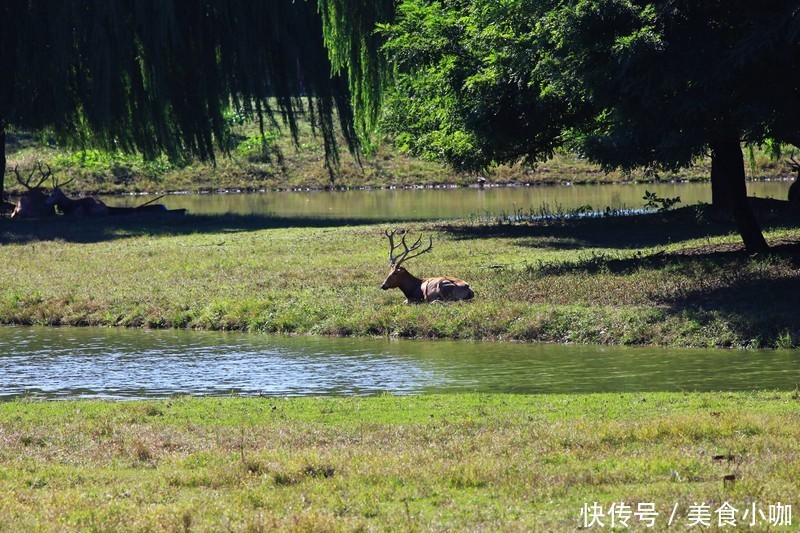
2;326;798;400
109;181;792;220
9;181;800;400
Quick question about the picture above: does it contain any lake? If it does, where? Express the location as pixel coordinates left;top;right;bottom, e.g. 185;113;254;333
1;326;798;400
7;180;798;400
109;180;792;220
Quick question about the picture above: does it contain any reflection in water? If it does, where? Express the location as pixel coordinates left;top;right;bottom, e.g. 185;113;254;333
1;326;798;400
107;181;791;220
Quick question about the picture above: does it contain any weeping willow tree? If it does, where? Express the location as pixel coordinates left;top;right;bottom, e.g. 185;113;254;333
318;0;394;137
0;0;375;205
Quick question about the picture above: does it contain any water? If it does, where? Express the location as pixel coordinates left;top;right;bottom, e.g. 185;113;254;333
8;181;799;400
108;181;793;220
1;326;798;400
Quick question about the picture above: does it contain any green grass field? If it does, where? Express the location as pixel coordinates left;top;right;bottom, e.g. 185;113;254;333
2;201;800;348
0;393;797;530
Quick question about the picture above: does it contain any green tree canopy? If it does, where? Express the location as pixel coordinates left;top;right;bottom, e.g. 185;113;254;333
0;0;363;202
380;0;582;171
377;0;800;252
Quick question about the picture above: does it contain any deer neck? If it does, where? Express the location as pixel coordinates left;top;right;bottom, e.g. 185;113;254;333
397;269;425;302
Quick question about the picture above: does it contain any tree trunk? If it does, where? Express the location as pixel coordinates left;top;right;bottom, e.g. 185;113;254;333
710;150;729;210
0;122;5;206
710;139;769;254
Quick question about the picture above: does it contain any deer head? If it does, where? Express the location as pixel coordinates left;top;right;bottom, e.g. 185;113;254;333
44;175;76;207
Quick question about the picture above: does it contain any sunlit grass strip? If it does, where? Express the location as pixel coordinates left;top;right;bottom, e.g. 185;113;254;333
0;392;797;530
5;119;791;197
2;213;800;347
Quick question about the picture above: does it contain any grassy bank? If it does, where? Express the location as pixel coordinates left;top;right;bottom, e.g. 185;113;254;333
2;201;800;348
4;122;796;195
0;393;797;530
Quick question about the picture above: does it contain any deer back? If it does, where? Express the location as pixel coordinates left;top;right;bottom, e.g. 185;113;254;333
79;196;109;216
421;276;474;302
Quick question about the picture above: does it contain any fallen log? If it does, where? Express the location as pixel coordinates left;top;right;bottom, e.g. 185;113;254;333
105;196;185;216
106;205;186;216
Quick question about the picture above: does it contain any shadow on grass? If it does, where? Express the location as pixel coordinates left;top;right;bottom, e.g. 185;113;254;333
445;199;800;251
445;207;737;251
444;200;800;346
527;241;800;346
0;213;388;245
656;254;800;347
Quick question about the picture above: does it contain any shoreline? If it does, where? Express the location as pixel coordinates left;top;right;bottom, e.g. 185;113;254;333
5;173;795;199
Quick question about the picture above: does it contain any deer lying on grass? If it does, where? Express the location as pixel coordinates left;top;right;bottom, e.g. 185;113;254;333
45;177;108;216
788;156;800;204
381;229;474;303
10;163;56;218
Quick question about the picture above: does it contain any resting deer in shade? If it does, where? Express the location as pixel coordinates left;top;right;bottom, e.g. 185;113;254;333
381;229;475;303
788;156;800;204
10;163;56;218
46;176;108;216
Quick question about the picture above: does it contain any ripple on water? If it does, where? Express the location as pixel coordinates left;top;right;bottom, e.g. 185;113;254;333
1;326;798;400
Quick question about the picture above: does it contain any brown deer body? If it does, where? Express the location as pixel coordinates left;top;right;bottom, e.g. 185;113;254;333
10;163;56;218
381;230;474;303
46;187;108;216
788;157;800;204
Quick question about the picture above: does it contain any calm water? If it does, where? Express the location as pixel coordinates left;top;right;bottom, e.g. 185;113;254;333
8;181;799;400
1;326;798;400
109;181;792;220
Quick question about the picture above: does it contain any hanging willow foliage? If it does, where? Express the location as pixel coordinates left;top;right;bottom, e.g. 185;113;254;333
0;0;379;191
318;0;394;137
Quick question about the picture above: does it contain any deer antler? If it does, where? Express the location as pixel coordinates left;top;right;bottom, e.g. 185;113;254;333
13;166;36;190
385;229;433;268
51;172;75;190
385;229;404;264
32;162;52;188
14;162;53;190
